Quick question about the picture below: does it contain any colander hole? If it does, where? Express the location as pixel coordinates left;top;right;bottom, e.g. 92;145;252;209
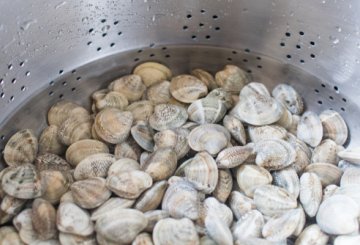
8;64;13;70
310;54;316;58
212;15;218;19
20;86;26;91
296;45;301;49
334;86;339;92
310;41;316;45
215;27;221;31
192;35;197;39
49;81;54;86
299;31;305;35
19;61;25;67
300;59;305;63
59;94;63;99
113;21;119;25
321;84;326;88
97;47;102;51
341;107;346;111
243;59;248;63
0;135;5;140
59;70;64;74
314;89;320;93
257;65;262;69
227;58;232;61
232;51;237;54
118;32;122;35
10;96;14;101
329;96;334;100
76;77;81;81
0;79;3;85
187;14;192;19
280;42;285;47
71;70;76;73
247;69;252;73
286;54;292;59
102;33;107;37
200;9;206;13
101;19;106;23
49;91;54;96
285;32;291;37
245;48;250;52
199;23;204;27
62;81;67;86
318;100;323;104
11;79;16;84
342;98;347;102
149;54;155;57
162;47;167;50
205;35;211;39
183;26;188;30
87;41;92;46
149;43;155;47
165;54;171;58
138;49;143;53
110;43;115;47
88;28;94;33
0;92;4;98
71;87;76;91
134;58;140;62
256;57;261;60
25;71;30;76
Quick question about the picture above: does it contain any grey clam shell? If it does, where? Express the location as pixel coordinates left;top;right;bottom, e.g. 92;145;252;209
272;83;304;115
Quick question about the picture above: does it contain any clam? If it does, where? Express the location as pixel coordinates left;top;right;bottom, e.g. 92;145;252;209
293;204;306;236
188;97;227;124
65;139;109;167
200;236;217;245
0;209;14;225
272;167;300;199
216;145;254;168
248;125;287;143
59;233;96;245
341;167;360;186
94;108;133;144
60;191;75;203
35;153;71;172
188;124;230;155
91;197;135;221
71;177;111;209
1;195;27;215
223;115;246;145
234;237;281;245
95;208;148;244
338;148;360;165
272;83;304;115
299;172;322;217
212;169;233;203
192;68;218;90
135;180;168;212
92;89;109;101
0;226;24;245
110;74;146;101
3;129;38;167
146;80;171;105
133;62;172;87
57;114;93;146
320;109;348;145
255;139;296;170
205;214;233;245
131;120;155;152
232;210;264;240
289;114;300;135
47;101;89;127
295;224;329;245
297;111;323;147
144;210;170;232
114;137;142;161
2;164;42;199
149;103;188;131
312;139;343;164
133;232;154;245
13;209;39;244
94;91;129;111
333;184;360;205
236;165;272;198
153;218;199;245
170;75;208;103
142;147;177;181
334;235;360;245
202;197;233;227
127;100;154;122
305;163;342;186
338;159;360;170
41;170;72;204
153;128;190;159
323;184;339;200
215;65;249;94
32;198;57;240
207;88;233;109
39;125;66;155
108;158;140;175
286;134;311;174
229;191;256;220
74;153;116;180
316;194;359;235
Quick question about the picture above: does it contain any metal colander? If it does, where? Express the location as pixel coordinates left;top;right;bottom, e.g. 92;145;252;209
0;0;359;166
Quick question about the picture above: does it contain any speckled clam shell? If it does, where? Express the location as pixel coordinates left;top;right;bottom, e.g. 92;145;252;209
188;97;227;124
229;191;256;220
305;162;342;186
188;124;230;155
232;210;264;240
110;74;146;101
132;232;154;245
223;115;246;145
65;139;109;167
320;110;348;145
340;167;360;186
272;168;300;199
94;91;129;111
205;214;233;245
295;224;329;245
133;62;172;87
153;128;190;159
272;84;304;115
35;153;71;172
94;108;133;144
212;169;233;203
48;101;89;127
0;226;24;245
74;153;116;180
1;195;27;215
41;170;72;204
191;68;218;90
4;129;38;167
58;114;93;146
108;158;140;176
312;139;343;164
57;202;94;236
146;80;171;105
170;75;208;103
215;65;249;94
248;125;287;143
153;218;199;245
114;137;142;161
299;172;322;217
216;145;254;168
59;233;96;245
316;195;359;235
32;198;57;240
236;165;272;198
127;100;154;122
206;88;233;110
338;148;360;165
201;197;233;227
149;103;188;131
91;197;135;221
13;209;38;244
142;147;177;181
39;125;66;155
297;111;323;147
131;120;155;152
135;180;168;212
144;210;170;232
255;139;296;170
2;164;41;199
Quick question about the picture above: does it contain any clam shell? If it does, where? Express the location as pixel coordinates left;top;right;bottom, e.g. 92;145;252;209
133;62;172;87
333;184;360;205
74;153;116;180
289;114;300;135
236;165;272;198
58;114;93;146
338;148;360;165
144;210;170;232
127;100;154;122
0;209;14;225
200;236;217;245
213;169;233;203
202;197;233;227
2;164;42;199
60;191;75;203
188;124;230;155
286;134;311;174
94;91;128;111
0;226;24;245
41;170;72;204
91;197;135;221
132;232;154;245
334;235;360;245
322;184;339;200
312;139;343;164
229;191;256;220
149;103;188;131
341;167;360;186
4;129;38;167
216;145;254;168
135;180;168;212
94;109;133;144
32;198;57;240
338;160;360;170
35;153;71;172
316;194;359;235
13;209;38;244
188;97;227;124
223;115;246;145
272;84;304;115
205;214;233;245
253;185;297;217
95;208;148;244
276;105;293;130
234;237;279;245
39;125;66;155
272;168;300;199
295;224;329;245
320;110;348;145
305;163;342;186
142;148;177;181
153;128;190;159
146;80;171;105
153;218;199;245
255;139;296;170
215;65;249;94
114;137;142;161
206;88;233;109
297;111;323;147
299;172;322;217
59;233;96;245
293;204;306;236
71;177;111;209
248;125;287;143
191;68;218;91
65;139;109;167
110;74;146;101
108;158;140;175
48;101;89;127
1;195;27;215
131;120;155;152
232;210;264;240
170;75;208;103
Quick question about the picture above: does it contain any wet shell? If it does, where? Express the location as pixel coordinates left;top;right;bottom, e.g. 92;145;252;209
58;114;93;146
48;101;89;127
253;185;297;217
206;88;233;109
212;169;233;203
205;214;233;245
215;65;249;94
35;153;71;172
127;100;154;122
305;163;342;186
0;226;24;245
341;167;360;186
334;235;360;245
13;209;38;244
149;103;188;131
255;139;296;170
153;218;199;245
316;195;359;235
153;128;190;159
59;233;96;245
338;148;360;165
299;172;322;217
272;168;300;199
132;232;154;245
91;197;135;221
272;84;304;115
146;80;171;104
170;75;208;103
41;170;72;204
144;210;170;232
65;139;109;167
312;139;343;164
248;125;287;143
114;137;142;161
108;158;140;176
191;68;218;90
71;177;111;209
1;195;27;215
2;164;42;199
320;110;348;145
94;91;129;111
229;191;256;219
216;145;254;168
188;97;227;124
222;115;246;145
133;62;172;87
295;224;329;245
39;125;66;155
135;180;168;212
131;120;155;152
4;129;38;167
188;124;230;155
297;111;323;147
110;74;146;101
236;165;272;198
142;147;177;181
32;198;57;240
106;170;153;199
232;210;264;240
74;153;116;180
57;202;94;236
94;109;133;144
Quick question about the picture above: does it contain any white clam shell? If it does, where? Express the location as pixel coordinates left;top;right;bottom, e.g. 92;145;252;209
248;125;287;143
91;197;135;221
223;115;246;145
272;167;300;199
297;111;323;147
299;172;322;217
236;165;272;198
334;235;360;245
272;83;304;115
294;224;329;245
215;65;249;94
305;162;342;186
312;139;343;165
216;145;254;168
212;169;233;203
134;180;168;212
205;214;233;245
320;109;348;145
232;210;264;240
338;148;360;165
341;167;360;186
188;97;227;124
149;103;188;131
202;197;233;227
229;191;256;220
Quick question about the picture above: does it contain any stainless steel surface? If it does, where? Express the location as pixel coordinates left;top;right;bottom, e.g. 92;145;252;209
0;0;358;154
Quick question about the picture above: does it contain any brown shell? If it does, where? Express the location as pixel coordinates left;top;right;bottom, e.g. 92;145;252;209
114;136;142;161
94;91;129;111
142;148;178;181
110;74;146;102
134;180;168;212
212;169;233;203
57;114;93;146
127;100;154;122
47;100;89;127
146;81;172;105
32;198;57;240
74;153;116;180
170;75;208;103
39;125;66;155
35;153;71;172
191;68;218;90
133;62;172;87
41;170;72;204
149;103;188;131
215;64;249;94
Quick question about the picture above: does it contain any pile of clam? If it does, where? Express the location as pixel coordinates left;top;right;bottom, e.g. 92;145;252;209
0;62;359;245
